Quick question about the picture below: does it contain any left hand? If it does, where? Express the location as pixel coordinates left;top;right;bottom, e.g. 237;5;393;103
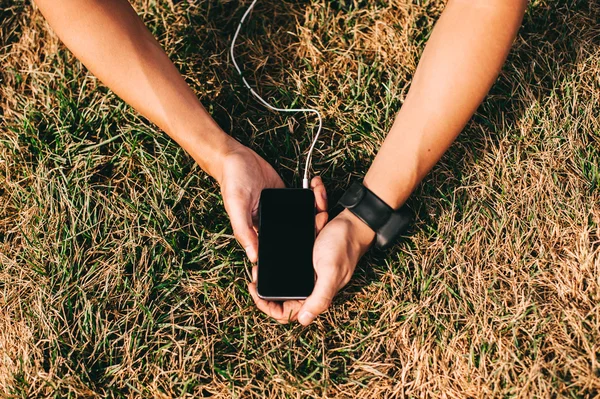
218;142;285;263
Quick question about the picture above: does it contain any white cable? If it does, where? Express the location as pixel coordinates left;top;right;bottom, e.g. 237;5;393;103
230;0;322;189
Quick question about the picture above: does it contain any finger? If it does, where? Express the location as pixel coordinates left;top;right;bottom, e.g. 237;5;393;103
297;271;339;326
249;266;299;323
225;195;258;263
316;211;328;234
251;203;260;230
250;265;303;322
311;176;329;234
315;212;329;235
311;176;328;214
248;280;302;323
282;300;303;322
248;280;288;323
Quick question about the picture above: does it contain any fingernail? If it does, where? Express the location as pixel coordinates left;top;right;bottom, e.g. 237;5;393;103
298;311;315;325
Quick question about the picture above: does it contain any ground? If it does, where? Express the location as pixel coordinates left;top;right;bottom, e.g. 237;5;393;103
1;0;599;397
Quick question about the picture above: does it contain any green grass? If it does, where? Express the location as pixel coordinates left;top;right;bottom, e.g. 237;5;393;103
1;0;600;397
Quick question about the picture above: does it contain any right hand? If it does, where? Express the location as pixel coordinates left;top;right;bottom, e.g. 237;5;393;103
217;143;284;263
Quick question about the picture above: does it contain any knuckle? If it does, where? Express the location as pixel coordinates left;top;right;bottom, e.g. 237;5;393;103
314;295;332;312
232;226;250;242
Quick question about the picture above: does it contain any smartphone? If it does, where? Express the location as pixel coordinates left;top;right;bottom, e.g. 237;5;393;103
257;188;315;300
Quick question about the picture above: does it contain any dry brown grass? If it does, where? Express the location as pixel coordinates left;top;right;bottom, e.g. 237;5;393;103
1;0;600;397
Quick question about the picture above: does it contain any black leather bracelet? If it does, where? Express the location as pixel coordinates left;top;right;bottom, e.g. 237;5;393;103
338;182;413;249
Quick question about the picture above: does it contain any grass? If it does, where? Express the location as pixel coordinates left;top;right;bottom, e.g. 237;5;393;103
1;0;599;397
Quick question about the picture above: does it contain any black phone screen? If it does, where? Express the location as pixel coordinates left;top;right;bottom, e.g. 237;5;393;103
257;189;315;299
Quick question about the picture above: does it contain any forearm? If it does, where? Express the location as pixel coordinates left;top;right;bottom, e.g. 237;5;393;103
34;0;236;180
364;0;527;208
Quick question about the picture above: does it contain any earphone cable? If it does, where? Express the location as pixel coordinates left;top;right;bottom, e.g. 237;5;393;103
230;0;322;189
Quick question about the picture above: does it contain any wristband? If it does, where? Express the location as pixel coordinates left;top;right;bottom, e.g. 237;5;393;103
338;182;412;249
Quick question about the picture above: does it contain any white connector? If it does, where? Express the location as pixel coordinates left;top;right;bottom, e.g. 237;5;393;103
230;0;322;188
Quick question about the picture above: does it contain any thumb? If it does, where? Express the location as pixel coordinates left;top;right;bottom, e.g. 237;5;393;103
297;272;338;326
226;195;258;263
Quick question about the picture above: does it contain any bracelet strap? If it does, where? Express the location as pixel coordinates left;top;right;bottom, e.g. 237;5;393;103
338;182;412;249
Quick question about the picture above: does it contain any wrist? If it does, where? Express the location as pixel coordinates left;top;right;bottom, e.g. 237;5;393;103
338;209;377;251
338;181;413;249
200;133;242;184
363;170;416;211
180;123;242;183
161;99;243;182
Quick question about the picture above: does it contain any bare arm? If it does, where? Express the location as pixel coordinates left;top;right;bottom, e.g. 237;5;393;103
34;0;234;178
34;0;297;263
363;0;527;210
251;0;528;325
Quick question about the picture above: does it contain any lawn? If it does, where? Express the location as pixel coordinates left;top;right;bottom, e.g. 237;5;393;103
1;0;599;397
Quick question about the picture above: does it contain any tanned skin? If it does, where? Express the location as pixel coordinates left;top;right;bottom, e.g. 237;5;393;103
35;0;527;325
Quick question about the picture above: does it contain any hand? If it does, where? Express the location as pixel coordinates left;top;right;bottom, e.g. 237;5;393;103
247;176;329;323
296;209;375;325
218;143;284;262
